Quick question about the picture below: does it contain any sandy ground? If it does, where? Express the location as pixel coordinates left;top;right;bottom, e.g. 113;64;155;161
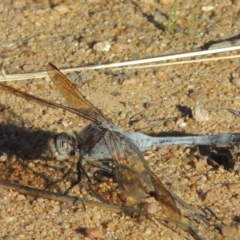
1;0;240;239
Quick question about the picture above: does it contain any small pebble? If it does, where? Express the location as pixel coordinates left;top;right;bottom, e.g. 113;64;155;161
144;227;152;235
25;224;34;231
54;4;69;14
122;77;138;85
221;226;238;237
93;41;111;52
178;121;187;128
191;105;210;122
142;202;158;214
204;187;222;204
154;11;167;23
227;183;240;193
85;227;103;238
176;119;187;128
16;194;26;201
0;152;7;162
231;77;240;86
172;77;182;85
201;6;215;12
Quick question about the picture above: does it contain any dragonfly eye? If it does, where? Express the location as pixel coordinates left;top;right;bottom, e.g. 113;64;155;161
55;132;75;156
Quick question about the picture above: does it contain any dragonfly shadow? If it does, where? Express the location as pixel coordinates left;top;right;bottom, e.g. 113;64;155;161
0;122;53;160
0;122;76;192
198;145;235;170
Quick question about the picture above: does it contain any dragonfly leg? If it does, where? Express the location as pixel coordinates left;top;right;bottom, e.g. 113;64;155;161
63;159;85;194
88;160;114;174
77;160;116;204
45;168;73;191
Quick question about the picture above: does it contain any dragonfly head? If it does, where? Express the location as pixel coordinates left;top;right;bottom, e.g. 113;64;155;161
55;132;76;157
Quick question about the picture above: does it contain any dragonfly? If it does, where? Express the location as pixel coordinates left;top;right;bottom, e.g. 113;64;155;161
0;63;180;217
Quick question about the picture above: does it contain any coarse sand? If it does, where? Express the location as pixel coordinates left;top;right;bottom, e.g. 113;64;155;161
0;1;240;239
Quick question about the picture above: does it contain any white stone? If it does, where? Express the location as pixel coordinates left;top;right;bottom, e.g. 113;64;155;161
93;41;111;52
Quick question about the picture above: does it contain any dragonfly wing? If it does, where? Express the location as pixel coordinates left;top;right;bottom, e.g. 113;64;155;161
103;129;153;201
0;83;98;123
46;63;111;124
0;83;71;112
150;171;181;219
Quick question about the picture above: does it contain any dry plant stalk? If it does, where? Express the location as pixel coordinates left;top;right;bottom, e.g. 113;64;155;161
0;179;203;240
0;46;240;82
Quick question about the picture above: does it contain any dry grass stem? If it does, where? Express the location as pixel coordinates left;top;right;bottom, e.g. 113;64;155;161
1;46;240;82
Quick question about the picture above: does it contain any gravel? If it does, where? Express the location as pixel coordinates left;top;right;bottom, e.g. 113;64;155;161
0;0;240;239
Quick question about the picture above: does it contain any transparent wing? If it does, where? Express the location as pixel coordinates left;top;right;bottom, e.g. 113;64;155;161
0;83;99;123
150;171;181;219
0;63;111;124
103;129;154;201
46;63;111;124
